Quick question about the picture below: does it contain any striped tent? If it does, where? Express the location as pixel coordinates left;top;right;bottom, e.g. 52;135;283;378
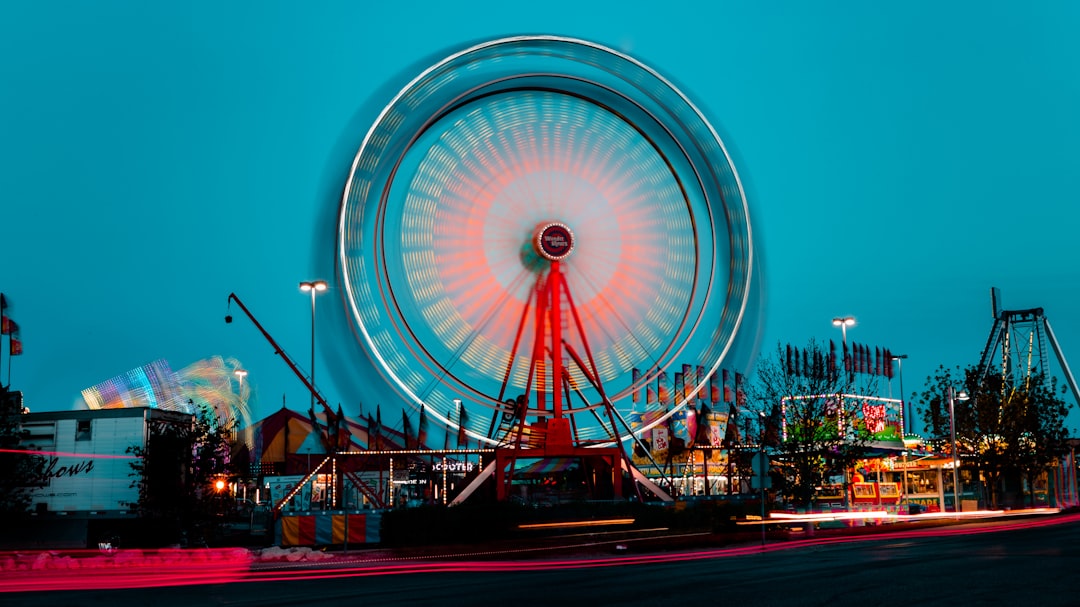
243;406;409;476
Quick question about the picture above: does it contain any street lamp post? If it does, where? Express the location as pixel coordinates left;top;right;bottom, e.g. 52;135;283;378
891;354;908;434
299;280;328;413
948;386;969;515
757;410;766;547
739;406;768;546
831;316;855;513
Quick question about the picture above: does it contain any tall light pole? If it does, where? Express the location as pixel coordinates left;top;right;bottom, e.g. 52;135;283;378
948;386;969;514
299;280;328;412
757;410;767;547
738;405;768;545
891;354;908;434
832;316;855;514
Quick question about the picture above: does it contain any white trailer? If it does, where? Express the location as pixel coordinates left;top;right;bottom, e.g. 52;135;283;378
7;407;192;548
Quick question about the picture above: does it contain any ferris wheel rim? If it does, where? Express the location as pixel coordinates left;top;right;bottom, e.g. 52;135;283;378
338;36;755;446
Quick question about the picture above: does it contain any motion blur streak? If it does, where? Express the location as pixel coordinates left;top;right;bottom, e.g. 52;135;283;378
517;518;636;530
765;507;1061;524
241;511;1080;584
0;548;251;593
0;448;137;459
7;512;1078;591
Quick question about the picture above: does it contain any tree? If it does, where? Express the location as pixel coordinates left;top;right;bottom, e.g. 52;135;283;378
1009;373;1071;506
0;388;46;517
126;406;236;546
913;365;1071;509
746;340;874;508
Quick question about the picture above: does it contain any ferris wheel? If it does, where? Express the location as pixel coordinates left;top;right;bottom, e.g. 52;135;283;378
338;36;756;449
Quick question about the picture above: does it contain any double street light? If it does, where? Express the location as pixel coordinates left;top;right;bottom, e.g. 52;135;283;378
831;316;855;513
832;317;856;377
831;316;856;348
300;280;329;412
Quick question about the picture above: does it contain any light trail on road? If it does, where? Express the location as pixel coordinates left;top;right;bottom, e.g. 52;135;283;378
5;510;1079;593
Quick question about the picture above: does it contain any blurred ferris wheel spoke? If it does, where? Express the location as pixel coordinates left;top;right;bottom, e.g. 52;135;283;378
338;37;755;443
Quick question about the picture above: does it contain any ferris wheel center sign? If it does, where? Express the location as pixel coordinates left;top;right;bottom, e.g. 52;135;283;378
535;222;575;261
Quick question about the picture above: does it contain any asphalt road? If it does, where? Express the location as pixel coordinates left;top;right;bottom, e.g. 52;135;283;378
6;516;1079;606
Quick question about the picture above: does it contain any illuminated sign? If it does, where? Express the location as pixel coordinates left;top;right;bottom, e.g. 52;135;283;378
433;460;475;473
535;222;574;260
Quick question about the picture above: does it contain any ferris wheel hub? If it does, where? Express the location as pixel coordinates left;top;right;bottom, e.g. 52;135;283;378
534;222;575;261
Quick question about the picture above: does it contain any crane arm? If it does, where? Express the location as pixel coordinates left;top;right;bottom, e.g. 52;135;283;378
225;292;334;418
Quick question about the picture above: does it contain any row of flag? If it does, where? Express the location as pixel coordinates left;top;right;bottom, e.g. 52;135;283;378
1;294;22;357
784;341;896;380
399;404;435;451
631;365;746;408
302;401;436;453
628;365;752;456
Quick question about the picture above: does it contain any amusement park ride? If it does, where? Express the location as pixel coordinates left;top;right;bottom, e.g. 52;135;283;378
451;221;662;504
231;36;761;512
231;40;1080;517
975;287;1080;405
336;35;758;507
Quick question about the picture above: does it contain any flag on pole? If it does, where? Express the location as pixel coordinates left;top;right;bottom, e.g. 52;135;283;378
417;404;429;448
658;371;670;406
333;404;348;450
723;369;732;404
0;293;11;335
682;364;694;401
402;409;415;450
369;407;382;450
685;405;698;447
9;321;21;356
456;402;468;449
697;366;706;401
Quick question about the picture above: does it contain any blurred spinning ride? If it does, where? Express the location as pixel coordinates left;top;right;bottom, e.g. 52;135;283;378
338;36;758;498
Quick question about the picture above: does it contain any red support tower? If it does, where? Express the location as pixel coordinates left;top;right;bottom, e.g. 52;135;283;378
492;222;627;501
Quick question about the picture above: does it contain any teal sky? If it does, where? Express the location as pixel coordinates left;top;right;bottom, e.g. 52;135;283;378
3;1;1079;433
